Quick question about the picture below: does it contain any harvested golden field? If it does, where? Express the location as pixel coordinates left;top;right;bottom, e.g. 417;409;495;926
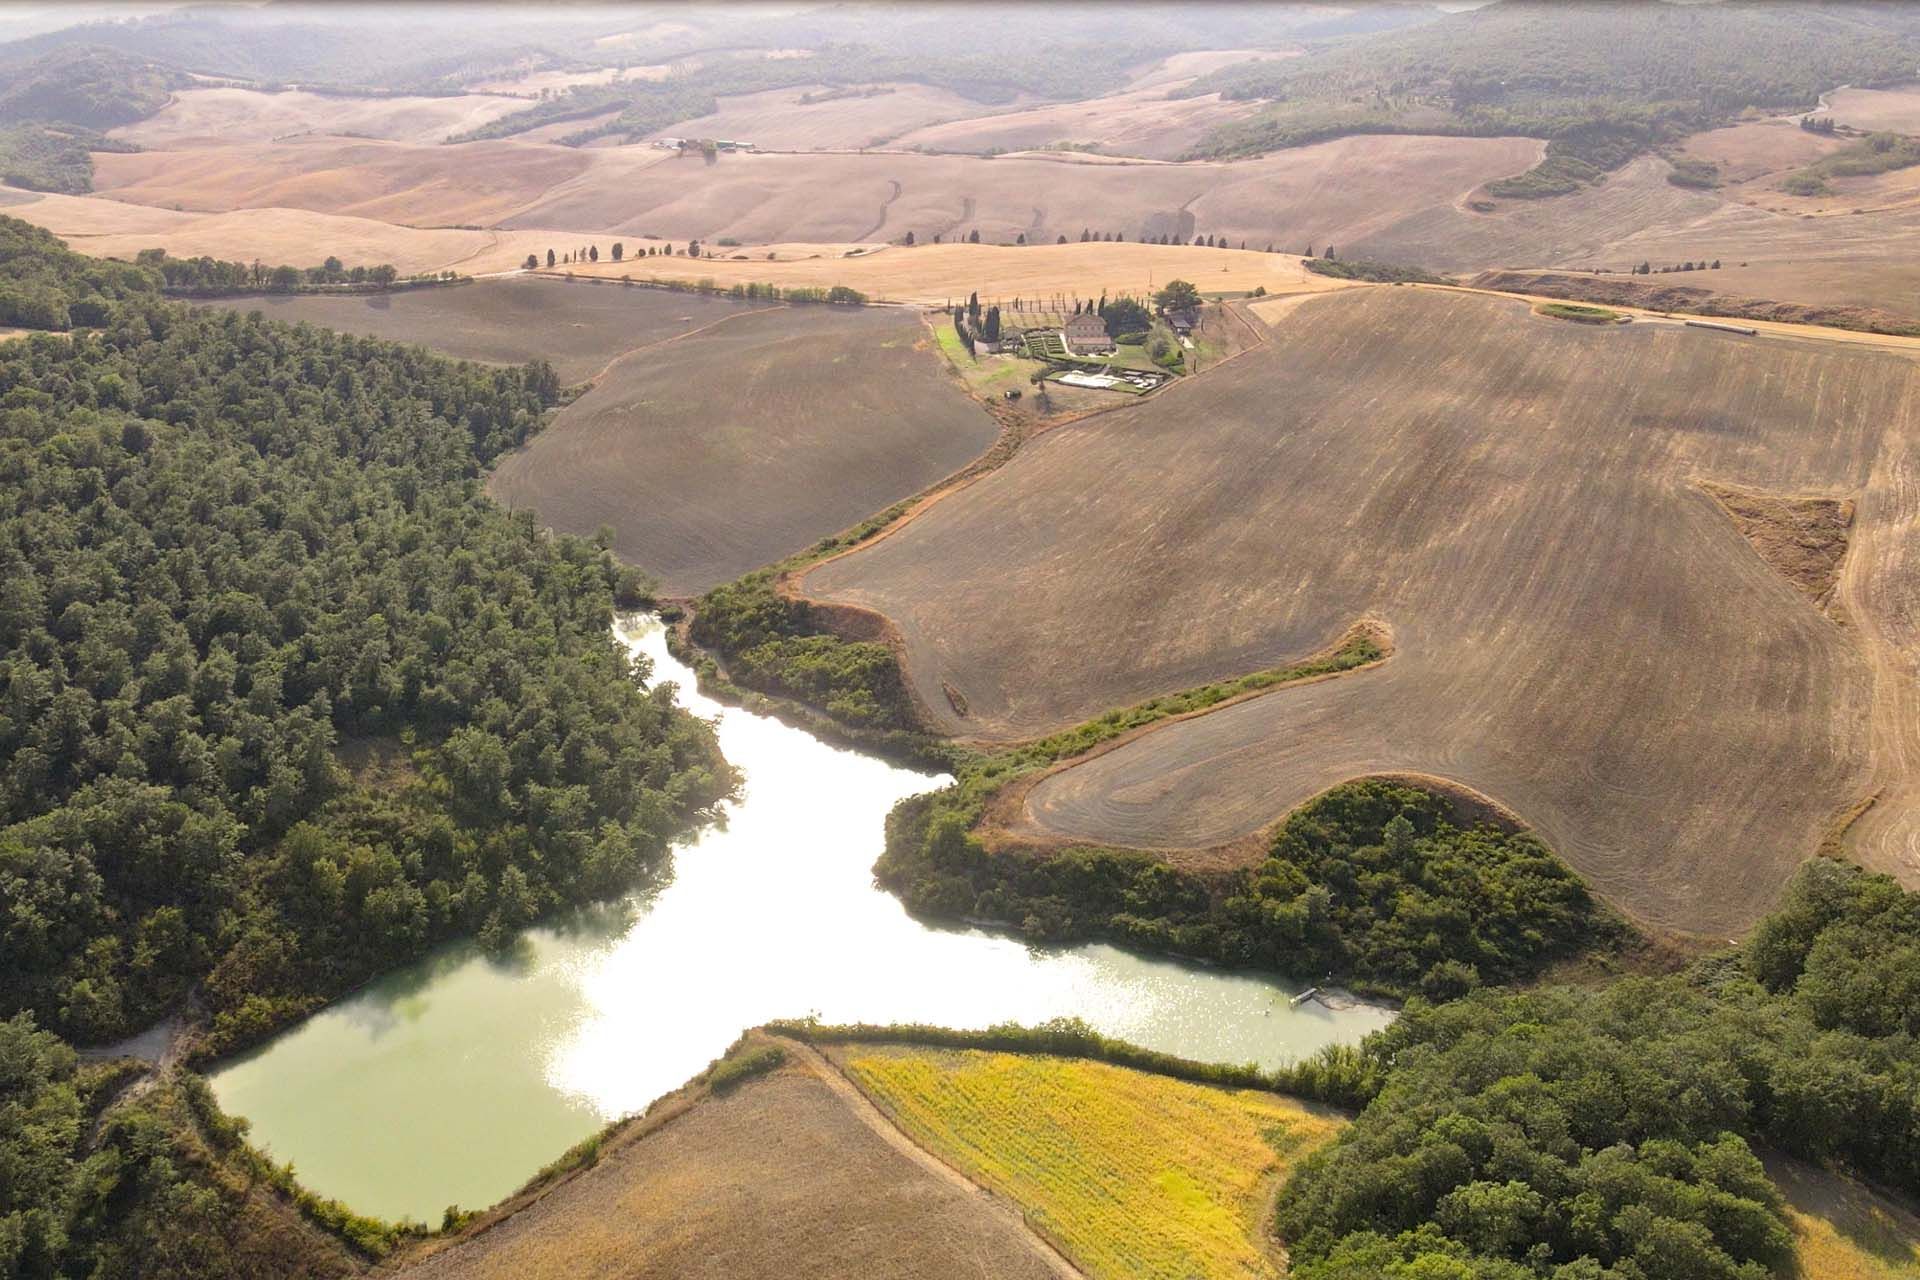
487;303;998;595
1355;154;1723;271
195;279;759;383
1580;193;1920;318
644;83;996;150
890;83;1262;161
1468;269;1920;339
1814;83;1920;135
1682;119;1843;185
503;135;1542;248
67;125;1533;252
111;87;530;148
804;286;1920;935
1769;1155;1920;1279
838;1045;1342;1280
88;137;654;226
558;239;1334;306
406;1046;1068;1280
1;192;571;276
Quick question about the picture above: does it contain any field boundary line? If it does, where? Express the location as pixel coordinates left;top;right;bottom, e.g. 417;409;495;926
785;1040;1087;1280
1441;281;1920;357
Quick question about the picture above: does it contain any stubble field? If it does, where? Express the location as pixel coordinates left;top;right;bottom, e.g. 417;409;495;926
643;82;997;150
487;303;999;596
803;286;1920;935
557;239;1337;306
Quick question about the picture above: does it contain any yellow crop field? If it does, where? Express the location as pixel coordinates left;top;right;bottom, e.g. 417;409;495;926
840;1047;1343;1280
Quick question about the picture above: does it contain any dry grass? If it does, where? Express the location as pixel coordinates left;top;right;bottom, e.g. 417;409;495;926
195;278;759;384
1680;119;1844;186
1701;481;1855;610
891;82;1262;162
1813;83;1920;135
643;83;994;151
1768;1155;1920;1279
557;240;1339;306
404;1045;1064;1280
804;286;1920;935
112;87;529;148
89;136;636;227
838;1045;1342;1280
487;303;999;595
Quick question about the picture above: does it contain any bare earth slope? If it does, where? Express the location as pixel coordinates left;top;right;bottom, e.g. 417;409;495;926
196;279;758;383
489;304;998;596
405;1054;1066;1280
804;288;1920;935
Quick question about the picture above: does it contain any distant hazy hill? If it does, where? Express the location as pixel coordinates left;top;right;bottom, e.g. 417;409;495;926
1183;0;1920;159
0;45;185;130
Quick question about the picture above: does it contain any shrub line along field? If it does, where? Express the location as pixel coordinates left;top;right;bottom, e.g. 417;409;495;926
797;284;1920;937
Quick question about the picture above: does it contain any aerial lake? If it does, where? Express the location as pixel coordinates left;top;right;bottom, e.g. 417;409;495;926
210;616;1396;1223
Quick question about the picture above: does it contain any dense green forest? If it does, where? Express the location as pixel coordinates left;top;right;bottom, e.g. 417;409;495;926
884;775;1614;998
136;249;409;296
0;123;135;195
1182;0;1920;175
689;571;920;737
0;216;734;1052
1280;858;1920;1278
0;217;158;326
0;46;185;131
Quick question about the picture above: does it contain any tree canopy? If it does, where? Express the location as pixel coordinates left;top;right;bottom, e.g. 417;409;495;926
0;224;734;1050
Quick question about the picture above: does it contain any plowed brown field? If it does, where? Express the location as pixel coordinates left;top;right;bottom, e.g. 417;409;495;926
802;287;1920;936
196;279;757;383
404;1048;1067;1280
488;304;998;595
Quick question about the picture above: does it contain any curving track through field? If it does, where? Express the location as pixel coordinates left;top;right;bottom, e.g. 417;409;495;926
803;288;1920;936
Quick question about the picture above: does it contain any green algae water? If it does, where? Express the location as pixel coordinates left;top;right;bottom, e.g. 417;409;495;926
210;617;1394;1223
